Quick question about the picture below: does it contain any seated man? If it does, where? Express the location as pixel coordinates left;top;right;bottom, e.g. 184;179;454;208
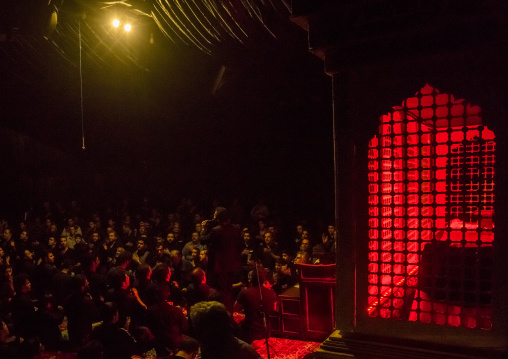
234;267;277;344
90;302;138;359
190;301;261;359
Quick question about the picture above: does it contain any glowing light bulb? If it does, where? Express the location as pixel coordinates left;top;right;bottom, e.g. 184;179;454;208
124;23;131;32
112;19;120;27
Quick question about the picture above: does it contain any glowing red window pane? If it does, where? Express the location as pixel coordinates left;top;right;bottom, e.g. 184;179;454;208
405;97;418;108
408;182;419;193
381;136;392;147
369;195;379;205
369;218;379;228
421;183;432;193
394;241;405;251
394;195;405;205
407;207;419;217
451;105;465;117
393;147;404;158
465;231;478;243
369;241;379;250
381;183;392;193
407;121;419;133
368;263;378;273
407;158;419;169
407;134;419;145
381;218;392;228
382;230;392;242
393;171;404;182
382;160;392;170
436;132;448;143
393;135;404;146
421;218;433;228
380;124;391;135
393;159;405;169
369;184;379;194
394;230;405;240
381;207;392;217
368;149;379;159
436;119;448;128
422;194;434;204
369;161;379;171
481;231;494;243
407;146;420;157
408;218;419;229
394;218;405;228
381;264;391;274
436;219;448;229
407;195;419;204
421;169;431;180
394;183;405;193
393;207;405;217
407;170;419;181
380;309;391;318
407;230;419;241
393;123;403;133
381;195;392;205
420;230;433;241
451;117;465;127
436;157;447;168
394;253;405;263
368;286;379;295
393;264;404;274
421;95;433;107
369;230;379;240
407;253;419;263
381;171;392;182
436;181;447;193
381;229;392;239
451;131;464;142
435;94;448;105
381;241;392;251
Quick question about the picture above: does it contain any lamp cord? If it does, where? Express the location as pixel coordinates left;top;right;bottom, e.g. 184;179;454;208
79;19;85;150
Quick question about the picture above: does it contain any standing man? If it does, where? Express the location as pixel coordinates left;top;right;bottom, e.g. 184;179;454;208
202;207;243;312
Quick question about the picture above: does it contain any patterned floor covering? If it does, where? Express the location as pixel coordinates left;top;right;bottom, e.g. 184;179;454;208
252;337;321;359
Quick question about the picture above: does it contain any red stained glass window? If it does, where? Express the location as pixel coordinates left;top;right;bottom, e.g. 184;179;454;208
367;85;495;330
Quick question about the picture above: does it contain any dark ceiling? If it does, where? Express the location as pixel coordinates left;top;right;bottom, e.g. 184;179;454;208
0;1;333;216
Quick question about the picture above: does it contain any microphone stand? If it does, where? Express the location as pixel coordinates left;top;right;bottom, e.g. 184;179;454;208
255;262;276;359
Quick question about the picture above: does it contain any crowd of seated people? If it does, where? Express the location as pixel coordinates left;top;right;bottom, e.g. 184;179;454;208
0;196;335;358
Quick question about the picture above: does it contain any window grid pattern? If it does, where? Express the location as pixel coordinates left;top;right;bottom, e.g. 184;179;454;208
367;84;495;330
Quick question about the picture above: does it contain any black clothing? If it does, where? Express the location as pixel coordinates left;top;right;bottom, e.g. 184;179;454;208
200;337;261;359
184;282;216;308
10;292;38;339
90;323;138;359
146;301;188;355
37;306;66;351
52;271;73;306
236;286;277;343
202;222;243;311
64;292;100;348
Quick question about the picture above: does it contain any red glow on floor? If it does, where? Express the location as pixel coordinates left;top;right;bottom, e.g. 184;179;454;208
253;337;321;359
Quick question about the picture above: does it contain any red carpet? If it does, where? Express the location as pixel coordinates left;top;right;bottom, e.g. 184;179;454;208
252;337;321;359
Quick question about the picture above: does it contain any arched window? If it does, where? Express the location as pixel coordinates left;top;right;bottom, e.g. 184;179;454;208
367;84;495;330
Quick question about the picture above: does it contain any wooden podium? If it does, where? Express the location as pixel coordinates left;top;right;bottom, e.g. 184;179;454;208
273;264;336;341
